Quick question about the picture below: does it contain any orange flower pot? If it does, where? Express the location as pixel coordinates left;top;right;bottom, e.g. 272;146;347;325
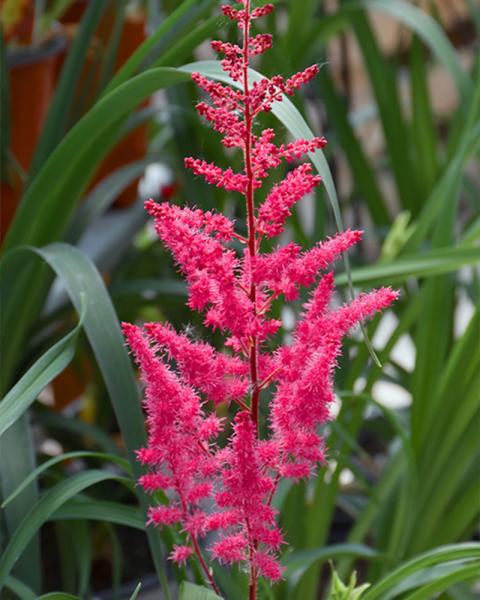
0;177;21;242
7;34;66;171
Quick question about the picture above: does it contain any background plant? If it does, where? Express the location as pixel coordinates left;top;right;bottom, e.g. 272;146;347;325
0;0;479;598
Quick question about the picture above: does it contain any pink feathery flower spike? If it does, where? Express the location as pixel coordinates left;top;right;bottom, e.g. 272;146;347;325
123;1;398;597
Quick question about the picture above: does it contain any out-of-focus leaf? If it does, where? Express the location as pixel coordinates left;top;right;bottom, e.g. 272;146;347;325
363;544;480;600
2;451;131;508
0;296;85;436
178;582;223;600
335;246;480;286
285;543;381;588
0;470;133;588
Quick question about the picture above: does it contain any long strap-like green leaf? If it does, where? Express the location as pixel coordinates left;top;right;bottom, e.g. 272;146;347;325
0;293;85;436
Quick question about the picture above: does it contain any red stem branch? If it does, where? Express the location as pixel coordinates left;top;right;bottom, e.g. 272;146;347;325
191;534;221;595
242;4;259;599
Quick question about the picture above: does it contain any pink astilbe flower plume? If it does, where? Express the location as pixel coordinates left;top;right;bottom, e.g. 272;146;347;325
123;1;398;597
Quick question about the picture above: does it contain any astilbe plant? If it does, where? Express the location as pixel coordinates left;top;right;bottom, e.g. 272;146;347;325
122;1;398;597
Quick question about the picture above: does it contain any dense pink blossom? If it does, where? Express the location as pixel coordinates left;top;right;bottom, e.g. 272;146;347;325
257;163;322;237
123;0;398;596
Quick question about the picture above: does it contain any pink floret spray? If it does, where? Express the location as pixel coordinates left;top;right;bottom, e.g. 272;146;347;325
122;1;398;597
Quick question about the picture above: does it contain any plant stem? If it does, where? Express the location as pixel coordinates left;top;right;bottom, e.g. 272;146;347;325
242;4;259;599
242;0;260;435
192;534;221;595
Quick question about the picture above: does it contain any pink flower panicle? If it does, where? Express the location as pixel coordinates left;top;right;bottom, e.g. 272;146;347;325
257;163;322;238
123;0;398;594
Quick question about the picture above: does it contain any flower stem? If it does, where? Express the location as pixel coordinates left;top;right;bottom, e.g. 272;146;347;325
242;0;260;437
191;534;221;595
242;4;259;598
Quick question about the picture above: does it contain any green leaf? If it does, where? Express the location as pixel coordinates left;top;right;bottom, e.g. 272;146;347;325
0;470;132;588
284;543;381;588
178;581;223;600
347;8;417;213
410;36;438;200
0;296;85;436
103;0;214;95
0;416;40;591
29;0;109;177
382;559;480;599
318;66;389;227
335;246;480;286
2;451;131;508
363;543;480;600
51;499;144;530
34;410;121;455
327;570;370;600
37;594;82;600
3;68;189;252
66;157;154;242
403;561;480;600
4;576;36;600
129;583;142;600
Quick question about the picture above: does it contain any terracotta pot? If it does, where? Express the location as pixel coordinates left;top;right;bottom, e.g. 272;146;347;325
7;34;66;170
0;178;21;243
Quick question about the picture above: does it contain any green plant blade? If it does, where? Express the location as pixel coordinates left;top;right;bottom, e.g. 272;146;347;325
403;562;480;599
0;470;133;588
29;0;109;177
284;543;381;589
51;499;144;530
178;582;223;600
37;594;82;600
335;246;480;286
0;415;40;591
103;0;214;95
0;296;85;436
3;68;189;252
4;576;36;600
66;158;153;242
128;583;142;600
363;543;480;600
34;410;121;455
383;559;480;599
2;451;131;508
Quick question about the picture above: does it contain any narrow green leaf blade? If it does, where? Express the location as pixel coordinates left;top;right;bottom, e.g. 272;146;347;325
363;543;480;600
285;543;381;588
179;582;223;600
51;499;144;530
0;297;85;436
0;470;131;587
2;451;131;508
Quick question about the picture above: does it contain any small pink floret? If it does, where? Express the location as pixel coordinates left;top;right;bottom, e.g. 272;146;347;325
169;545;194;565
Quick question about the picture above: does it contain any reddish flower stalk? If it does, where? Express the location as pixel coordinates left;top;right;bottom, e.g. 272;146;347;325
123;2;398;597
